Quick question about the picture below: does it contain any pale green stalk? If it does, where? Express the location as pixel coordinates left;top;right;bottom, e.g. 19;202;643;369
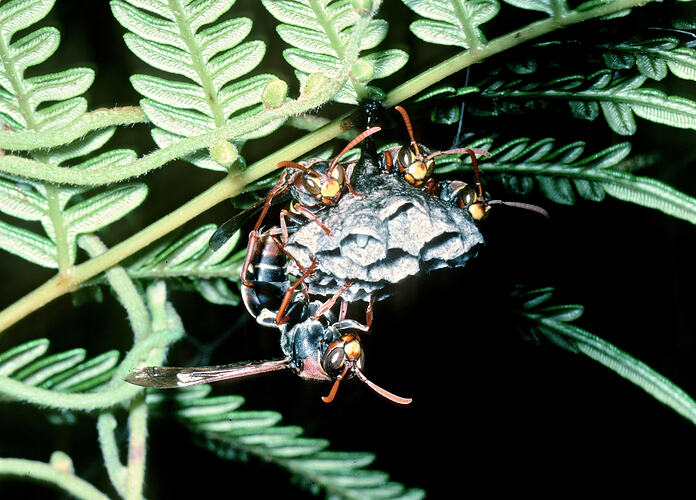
0;458;111;500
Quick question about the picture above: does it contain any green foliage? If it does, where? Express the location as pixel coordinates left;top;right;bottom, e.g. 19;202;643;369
148;385;425;499
0;339;118;393
112;0;278;171
0;0;694;498
125;223;244;305
513;287;696;425
404;0;501;48
436;137;696;224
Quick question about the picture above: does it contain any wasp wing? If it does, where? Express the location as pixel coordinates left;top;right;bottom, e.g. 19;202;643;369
124;359;291;388
209;191;293;251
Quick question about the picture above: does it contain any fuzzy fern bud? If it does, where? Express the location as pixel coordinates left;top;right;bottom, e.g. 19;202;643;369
210;139;238;169
262;78;288;108
50;451;75;475
351;59;375;82
301;72;329;97
351;0;374;14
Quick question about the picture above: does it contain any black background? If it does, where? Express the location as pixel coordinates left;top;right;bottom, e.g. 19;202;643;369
1;1;695;498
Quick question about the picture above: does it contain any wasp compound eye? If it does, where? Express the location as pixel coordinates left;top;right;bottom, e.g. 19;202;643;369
396;146;415;170
322;344;346;376
301;174;322;196
330;163;345;184
460;185;478;208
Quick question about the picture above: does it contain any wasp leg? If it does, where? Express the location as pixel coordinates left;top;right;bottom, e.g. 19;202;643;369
365;295;375;330
240;230;261;287
275;257;318;325
338;298;349;322
312;280;354;320
292;204;333;236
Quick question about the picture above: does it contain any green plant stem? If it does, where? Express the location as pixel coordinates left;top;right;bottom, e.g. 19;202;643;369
44;185;73;273
0;0;658;334
0;107;147;150
78;235;151;341
0;458;111;500
97;412;128;499
125;393;148;500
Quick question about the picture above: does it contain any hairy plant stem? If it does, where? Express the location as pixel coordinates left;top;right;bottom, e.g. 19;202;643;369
125;393;148;500
0;0;658;334
0;107;146;150
78;235;151;341
97;412;128;499
0;458;111;500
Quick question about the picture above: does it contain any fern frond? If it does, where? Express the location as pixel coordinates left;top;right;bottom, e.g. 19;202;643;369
403;0;501;49
263;0;408;105
0;171;147;267
0;0;93;132
0;3;145;269
601;37;696;81
479;70;696;135
0;339;119;395
501;0;567;16
513;287;696;426
112;0;278;171
123;224;243;306
147;386;425;499
436;136;696;224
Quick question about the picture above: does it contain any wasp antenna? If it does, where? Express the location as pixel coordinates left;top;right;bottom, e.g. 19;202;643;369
328;126;382;174
488;200;550;218
460;148;485;200
354;368;412;405
394;106;420;157
322;365;349;403
277;160;321;178
424;147;491;162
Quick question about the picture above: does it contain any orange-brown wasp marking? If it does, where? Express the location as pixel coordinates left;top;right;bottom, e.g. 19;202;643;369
437;149;549;221
382;106;491;194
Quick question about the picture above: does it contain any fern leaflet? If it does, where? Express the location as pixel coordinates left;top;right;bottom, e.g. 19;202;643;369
403;0;501;49
0;339;119;395
147;385;426;499
112;0;278;171
263;0;409;104
123;224;244;306
0;2;146;269
513;287;696;425
435;136;696;224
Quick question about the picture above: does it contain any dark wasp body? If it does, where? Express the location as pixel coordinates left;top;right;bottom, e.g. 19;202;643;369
127;228;410;405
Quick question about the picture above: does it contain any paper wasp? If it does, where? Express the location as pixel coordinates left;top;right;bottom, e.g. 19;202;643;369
126;231;410;405
382;106;548;220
